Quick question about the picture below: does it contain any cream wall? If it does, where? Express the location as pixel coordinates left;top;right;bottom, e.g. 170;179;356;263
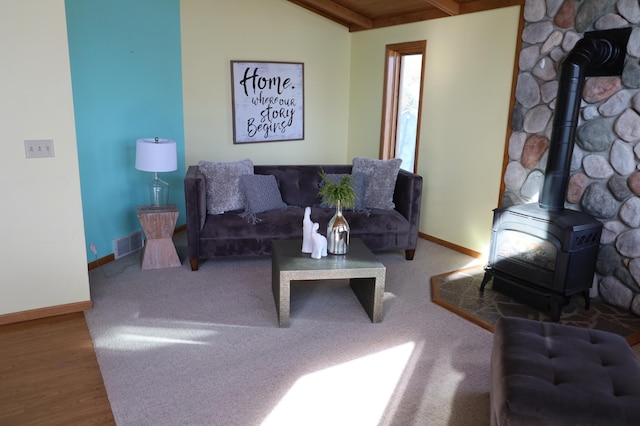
0;1;90;315
348;7;521;254
181;0;351;166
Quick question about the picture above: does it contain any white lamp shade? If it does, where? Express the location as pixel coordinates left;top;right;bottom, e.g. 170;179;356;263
135;138;177;172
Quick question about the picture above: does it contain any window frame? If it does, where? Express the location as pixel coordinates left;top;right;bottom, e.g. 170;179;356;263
379;40;427;173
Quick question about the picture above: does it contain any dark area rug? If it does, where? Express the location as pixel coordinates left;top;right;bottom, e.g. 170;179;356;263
431;266;640;345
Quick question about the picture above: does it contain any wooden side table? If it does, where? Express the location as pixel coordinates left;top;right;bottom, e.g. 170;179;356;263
136;204;181;270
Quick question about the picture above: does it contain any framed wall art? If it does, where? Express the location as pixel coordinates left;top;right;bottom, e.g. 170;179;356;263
230;61;304;143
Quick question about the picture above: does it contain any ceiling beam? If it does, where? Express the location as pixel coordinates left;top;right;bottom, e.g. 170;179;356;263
425;0;460;16
460;0;524;14
293;0;373;29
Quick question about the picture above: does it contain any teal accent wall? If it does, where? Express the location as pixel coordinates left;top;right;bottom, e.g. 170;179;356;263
65;0;185;261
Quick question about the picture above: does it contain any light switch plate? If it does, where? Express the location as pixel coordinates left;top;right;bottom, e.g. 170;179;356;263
25;139;55;158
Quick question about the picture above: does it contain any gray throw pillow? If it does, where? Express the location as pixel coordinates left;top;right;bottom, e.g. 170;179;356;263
240;174;287;214
198;159;254;214
352;157;402;210
319;173;366;211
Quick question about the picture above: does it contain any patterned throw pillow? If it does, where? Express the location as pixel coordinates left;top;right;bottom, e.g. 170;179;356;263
352;157;402;210
198;159;254;214
239;174;287;214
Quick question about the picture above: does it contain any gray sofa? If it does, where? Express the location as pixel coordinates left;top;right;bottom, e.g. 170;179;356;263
184;164;422;271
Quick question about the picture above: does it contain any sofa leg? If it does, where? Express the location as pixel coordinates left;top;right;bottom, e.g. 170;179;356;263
190;258;199;271
405;249;415;260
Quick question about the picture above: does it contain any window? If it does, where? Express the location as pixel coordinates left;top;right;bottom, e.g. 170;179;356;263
380;41;426;173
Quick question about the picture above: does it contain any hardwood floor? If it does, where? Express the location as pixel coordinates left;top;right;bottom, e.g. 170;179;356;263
0;312;115;425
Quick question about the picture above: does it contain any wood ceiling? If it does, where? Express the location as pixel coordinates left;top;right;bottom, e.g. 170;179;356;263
288;0;524;32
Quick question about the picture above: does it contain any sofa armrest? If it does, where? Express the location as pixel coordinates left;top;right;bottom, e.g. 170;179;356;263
184;165;207;270
393;169;423;253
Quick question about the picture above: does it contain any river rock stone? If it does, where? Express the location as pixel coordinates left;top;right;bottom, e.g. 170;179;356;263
610;140;636;175
576;117;617;151
608;173;633;200
504;161;527;191
618;0;640;24
581;182;620;218
532;56;557;81
583;154;614;178
541;80;558;103
554;0;576;28
547;0;564;17
570;143;585;171
541;30;563;54
620;197;640;227
596;244;623;275
521;135;549;168
511;104;524;130
519;45;541;71
614;108;640;141
521;170;545;201
582;105;601;120
599;276;633;309
516;73;541;108
622;60;640;89
627;172;640;195
522;21;554;44
508;131;526;160
634;141;640;160
598;89;632;116
616;228;640;257
524;105;552;133
567;172;588;203
561;30;580;52
583;77;621;103
628;27;640;57
525;0;546;22
595;13;630;30
575;0;618;33
615;265;638;289
629;257;640;288
633;91;640;113
601;220;627;245
550;46;566;62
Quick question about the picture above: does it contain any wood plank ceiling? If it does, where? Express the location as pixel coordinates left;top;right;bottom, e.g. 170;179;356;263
288;0;524;31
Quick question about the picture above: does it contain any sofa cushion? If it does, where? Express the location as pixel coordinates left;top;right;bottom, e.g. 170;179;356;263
352;157;402;210
240;174;287;214
198;159;253;214
200;206;409;241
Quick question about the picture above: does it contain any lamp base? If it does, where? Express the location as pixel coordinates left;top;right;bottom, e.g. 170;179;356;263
148;173;170;206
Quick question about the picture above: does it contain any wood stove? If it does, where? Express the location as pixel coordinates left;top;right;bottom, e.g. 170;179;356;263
481;28;631;321
481;204;601;321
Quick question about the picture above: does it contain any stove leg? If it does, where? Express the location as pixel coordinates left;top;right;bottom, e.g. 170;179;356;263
480;272;492;292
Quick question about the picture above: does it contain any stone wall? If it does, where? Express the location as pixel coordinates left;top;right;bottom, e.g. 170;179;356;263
505;0;640;315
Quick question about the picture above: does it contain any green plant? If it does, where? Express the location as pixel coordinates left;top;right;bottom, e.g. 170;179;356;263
318;170;356;209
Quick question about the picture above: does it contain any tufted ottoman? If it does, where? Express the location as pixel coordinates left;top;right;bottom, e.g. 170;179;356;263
490;316;640;425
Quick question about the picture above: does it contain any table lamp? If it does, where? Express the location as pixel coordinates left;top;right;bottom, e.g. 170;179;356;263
135;137;177;206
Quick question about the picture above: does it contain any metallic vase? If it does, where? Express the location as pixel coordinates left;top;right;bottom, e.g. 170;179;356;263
327;201;350;254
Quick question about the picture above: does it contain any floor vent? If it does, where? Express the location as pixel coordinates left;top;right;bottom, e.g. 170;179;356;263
113;230;144;259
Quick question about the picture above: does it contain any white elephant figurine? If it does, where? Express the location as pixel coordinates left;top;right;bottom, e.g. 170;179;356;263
302;206;313;253
311;222;327;259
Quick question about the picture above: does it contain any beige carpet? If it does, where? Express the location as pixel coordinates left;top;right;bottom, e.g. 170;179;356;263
85;234;494;426
431;266;640;346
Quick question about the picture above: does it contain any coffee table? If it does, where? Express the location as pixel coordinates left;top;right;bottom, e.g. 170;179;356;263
271;238;386;327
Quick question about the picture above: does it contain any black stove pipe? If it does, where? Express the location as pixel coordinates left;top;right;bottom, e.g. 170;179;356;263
539;28;631;211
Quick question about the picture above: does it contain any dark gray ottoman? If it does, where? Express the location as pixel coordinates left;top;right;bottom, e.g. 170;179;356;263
491;316;640;425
